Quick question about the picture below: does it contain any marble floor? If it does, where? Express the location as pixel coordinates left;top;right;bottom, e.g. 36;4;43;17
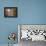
19;39;46;46
0;40;46;46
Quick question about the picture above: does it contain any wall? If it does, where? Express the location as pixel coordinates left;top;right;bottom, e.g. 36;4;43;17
0;0;46;45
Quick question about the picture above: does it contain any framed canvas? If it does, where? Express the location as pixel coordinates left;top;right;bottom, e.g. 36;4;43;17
18;24;46;41
4;7;17;18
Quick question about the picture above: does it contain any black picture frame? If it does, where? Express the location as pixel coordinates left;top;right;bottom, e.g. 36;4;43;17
4;7;18;18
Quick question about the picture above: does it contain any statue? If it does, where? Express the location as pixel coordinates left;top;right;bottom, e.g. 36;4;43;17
8;32;16;46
